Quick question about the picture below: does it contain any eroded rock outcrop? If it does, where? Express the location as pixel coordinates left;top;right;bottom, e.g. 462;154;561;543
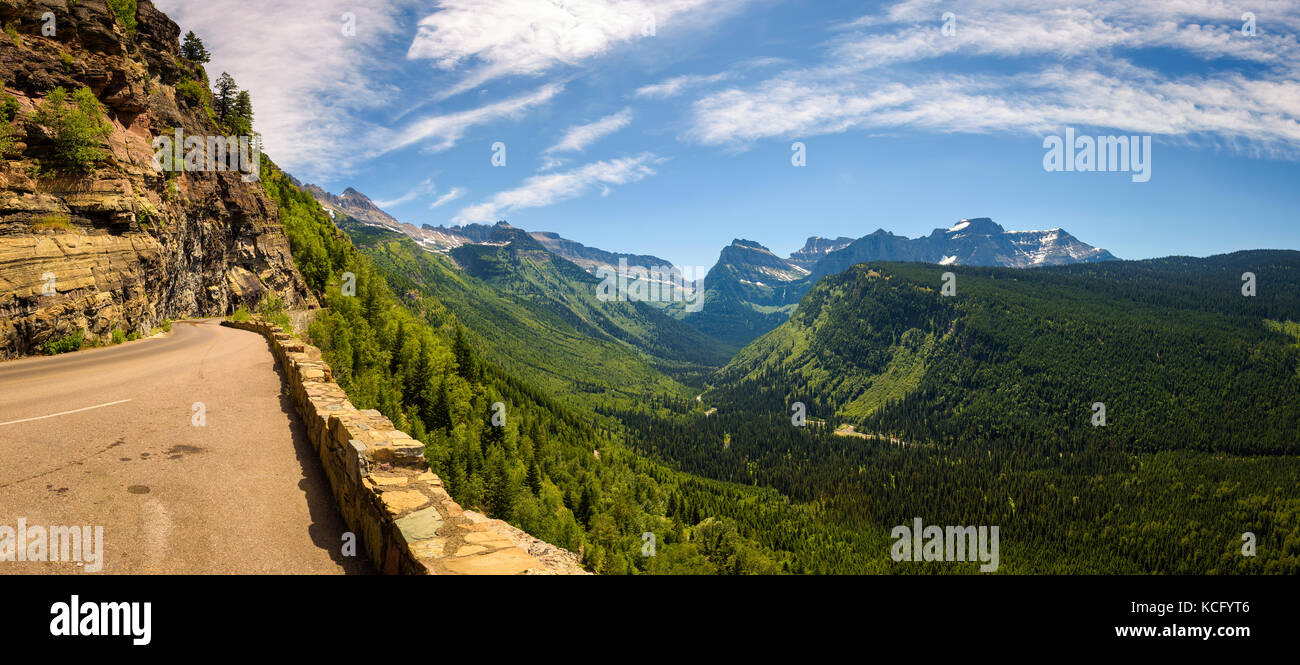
0;0;313;358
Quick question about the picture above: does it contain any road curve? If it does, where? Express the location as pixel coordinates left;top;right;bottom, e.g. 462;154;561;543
0;319;371;574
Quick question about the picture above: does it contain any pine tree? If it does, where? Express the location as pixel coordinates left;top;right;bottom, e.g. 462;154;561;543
577;484;597;528
180;31;211;63
212;72;238;127
231;90;254;135
526;458;542;495
390;320;407;374
484;452;517;520
482;399;505;447
452;325;476;383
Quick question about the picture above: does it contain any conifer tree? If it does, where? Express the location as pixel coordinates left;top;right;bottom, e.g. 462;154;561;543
180;31;211;63
212;72;237;126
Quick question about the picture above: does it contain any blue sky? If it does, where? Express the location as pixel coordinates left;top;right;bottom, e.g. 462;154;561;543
156;0;1300;270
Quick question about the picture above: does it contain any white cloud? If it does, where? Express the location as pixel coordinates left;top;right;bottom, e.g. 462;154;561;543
430;187;468;208
684;0;1300;158
829;0;1300;69
408;0;755;98
374;178;437;208
455;154;663;222
544;108;634;155
154;0;411;179
378;84;564;155
634;72;732;98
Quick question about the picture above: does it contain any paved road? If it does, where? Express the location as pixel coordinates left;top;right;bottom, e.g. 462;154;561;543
0;319;370;574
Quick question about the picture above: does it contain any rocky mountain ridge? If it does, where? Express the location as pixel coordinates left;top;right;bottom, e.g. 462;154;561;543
0;0;313;358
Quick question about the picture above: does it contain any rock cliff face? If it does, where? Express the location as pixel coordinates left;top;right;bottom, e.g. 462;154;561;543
0;0;313;359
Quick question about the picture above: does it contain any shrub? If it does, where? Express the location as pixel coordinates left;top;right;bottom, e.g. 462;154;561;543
175;78;206;105
60;52;76;75
110;327;126;345
258;292;293;329
159;318;172;332
0;82;18;123
0;122;17;158
3;23;22;47
229;306;252;322
106;0;138;34
43;329;84;355
32;87;112;173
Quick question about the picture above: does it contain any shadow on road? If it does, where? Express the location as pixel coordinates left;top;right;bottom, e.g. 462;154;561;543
266;337;375;575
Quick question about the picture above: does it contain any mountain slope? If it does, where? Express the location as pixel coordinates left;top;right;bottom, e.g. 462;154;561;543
708;251;1300;454
338;216;732;406
679;239;807;346
305;185;684;281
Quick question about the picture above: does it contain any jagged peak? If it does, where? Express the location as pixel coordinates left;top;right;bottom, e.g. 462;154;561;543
731;239;771;251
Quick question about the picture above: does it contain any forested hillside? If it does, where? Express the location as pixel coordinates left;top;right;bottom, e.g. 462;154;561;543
709;253;1300;455
260;159;807;574
633;252;1300;573
340;218;732;401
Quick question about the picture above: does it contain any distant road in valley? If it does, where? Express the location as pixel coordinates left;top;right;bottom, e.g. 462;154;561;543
0;319;370;574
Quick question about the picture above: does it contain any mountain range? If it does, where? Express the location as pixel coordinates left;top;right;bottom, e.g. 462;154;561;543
305;187;1118;346
687;217;1117;346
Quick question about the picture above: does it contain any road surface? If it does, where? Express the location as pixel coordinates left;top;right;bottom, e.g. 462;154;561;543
0;319;370;574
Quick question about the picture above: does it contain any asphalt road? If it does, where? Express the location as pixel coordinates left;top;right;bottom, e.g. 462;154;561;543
0;319;371;574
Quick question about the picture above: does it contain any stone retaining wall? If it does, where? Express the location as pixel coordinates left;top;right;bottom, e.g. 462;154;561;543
223;318;588;575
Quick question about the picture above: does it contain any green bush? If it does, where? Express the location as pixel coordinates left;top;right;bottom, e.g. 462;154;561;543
0;82;18;123
229;306;252;322
106;0;138;33
258;291;292;329
159;318;172;332
32;87;112;173
43;330;84;355
175;78;206;105
0;80;19;157
4;23;22;47
110;327;126;345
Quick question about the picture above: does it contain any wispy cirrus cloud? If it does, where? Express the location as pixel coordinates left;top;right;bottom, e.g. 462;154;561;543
429;187;468;209
154;0;412;179
544;108;634;155
634;72;732;99
455;154;663;223
373;177;437;208
407;0;756;99
377;83;564;156
684;0;1300;158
